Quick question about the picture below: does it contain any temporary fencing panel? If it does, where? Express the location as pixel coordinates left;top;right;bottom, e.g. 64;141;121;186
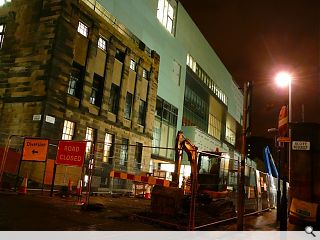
0;133;282;230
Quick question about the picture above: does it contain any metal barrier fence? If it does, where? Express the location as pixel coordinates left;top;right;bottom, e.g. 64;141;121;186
0;134;167;194
0;134;279;229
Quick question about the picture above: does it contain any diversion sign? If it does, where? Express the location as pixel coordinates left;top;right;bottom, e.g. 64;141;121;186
56;140;86;167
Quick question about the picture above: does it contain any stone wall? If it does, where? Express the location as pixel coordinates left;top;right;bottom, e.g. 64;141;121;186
0;0;159;187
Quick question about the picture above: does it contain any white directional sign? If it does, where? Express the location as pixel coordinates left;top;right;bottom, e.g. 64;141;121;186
292;141;310;151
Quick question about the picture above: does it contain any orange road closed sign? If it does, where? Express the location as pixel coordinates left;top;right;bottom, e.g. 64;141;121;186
22;138;49;161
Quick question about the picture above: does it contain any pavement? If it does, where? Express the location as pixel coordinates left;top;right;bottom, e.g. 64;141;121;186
0;189;306;231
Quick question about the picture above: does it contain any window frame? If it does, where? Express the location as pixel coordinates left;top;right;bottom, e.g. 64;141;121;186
0;23;5;49
119;138;129;168
138;99;147;126
135;142;143;170
156;0;177;34
77;21;89;37
67;63;83;99
142;69;149;80
85;127;97;160
130;59;136;71
124;92;133;119
103;133;115;164
89;74;104;107
109;83;120;114
152;96;178;159
62;120;75;140
98;36;107;51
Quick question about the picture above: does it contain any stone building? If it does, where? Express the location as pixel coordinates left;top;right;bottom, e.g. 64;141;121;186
0;0;159;189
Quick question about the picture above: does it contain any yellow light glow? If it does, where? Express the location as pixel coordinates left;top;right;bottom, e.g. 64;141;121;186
275;71;292;87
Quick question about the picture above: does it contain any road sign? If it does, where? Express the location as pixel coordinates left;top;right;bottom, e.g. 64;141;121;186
278;106;288;137
277;137;291;143
56;140;86;167
292;141;310;151
22;138;49;161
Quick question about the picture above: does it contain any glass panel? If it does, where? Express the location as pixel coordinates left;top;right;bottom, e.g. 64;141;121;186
152;119;161;154
119;139;128;166
77;21;88;37
103;133;114;163
98;37;107;51
159;122;168;157
167;125;175;159
62;120;75;140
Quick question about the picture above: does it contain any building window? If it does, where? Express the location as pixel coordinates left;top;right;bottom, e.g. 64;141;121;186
208;114;221;140
152;96;178;159
130;59;136;71
77;21;88;37
143;69;149;80
186;54;228;105
103;133;114;164
119;139;129;168
115;49;125;63
186;54;196;72
135;142;143;170
67;63;83;99
90;74;104;107
62;120;75;140
124;92;133;119
183;85;208;132
157;0;177;34
85;127;96;160
138;100;146;125
226;126;236;145
109;83;120;114
98;37;107;51
0;24;5;49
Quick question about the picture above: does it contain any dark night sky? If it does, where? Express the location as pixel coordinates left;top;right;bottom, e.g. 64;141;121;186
180;0;320;137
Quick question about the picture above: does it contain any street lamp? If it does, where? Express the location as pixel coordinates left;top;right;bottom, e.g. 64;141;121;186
275;71;292;230
275;71;292;181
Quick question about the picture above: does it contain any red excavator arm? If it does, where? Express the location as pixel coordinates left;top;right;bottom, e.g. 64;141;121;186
172;131;198;188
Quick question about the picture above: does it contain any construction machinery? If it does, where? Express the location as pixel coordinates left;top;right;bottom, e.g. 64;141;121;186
151;131;235;229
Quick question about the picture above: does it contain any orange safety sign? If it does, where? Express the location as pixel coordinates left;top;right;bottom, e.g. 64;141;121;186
22;138;49;161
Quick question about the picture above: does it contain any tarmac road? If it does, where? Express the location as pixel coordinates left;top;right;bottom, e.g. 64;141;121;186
0;190;303;231
0;191;167;231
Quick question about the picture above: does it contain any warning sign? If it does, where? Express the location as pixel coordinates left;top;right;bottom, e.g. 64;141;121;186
56;140;86;167
22;138;49;161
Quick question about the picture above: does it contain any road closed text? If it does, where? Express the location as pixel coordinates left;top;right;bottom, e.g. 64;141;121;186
56;141;86;167
59;154;82;162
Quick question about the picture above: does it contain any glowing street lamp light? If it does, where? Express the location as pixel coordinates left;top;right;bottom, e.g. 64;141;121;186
275;71;292;88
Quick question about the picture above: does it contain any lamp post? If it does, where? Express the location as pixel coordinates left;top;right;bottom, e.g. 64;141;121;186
267;127;281;221
275;72;292;180
275;71;292;230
